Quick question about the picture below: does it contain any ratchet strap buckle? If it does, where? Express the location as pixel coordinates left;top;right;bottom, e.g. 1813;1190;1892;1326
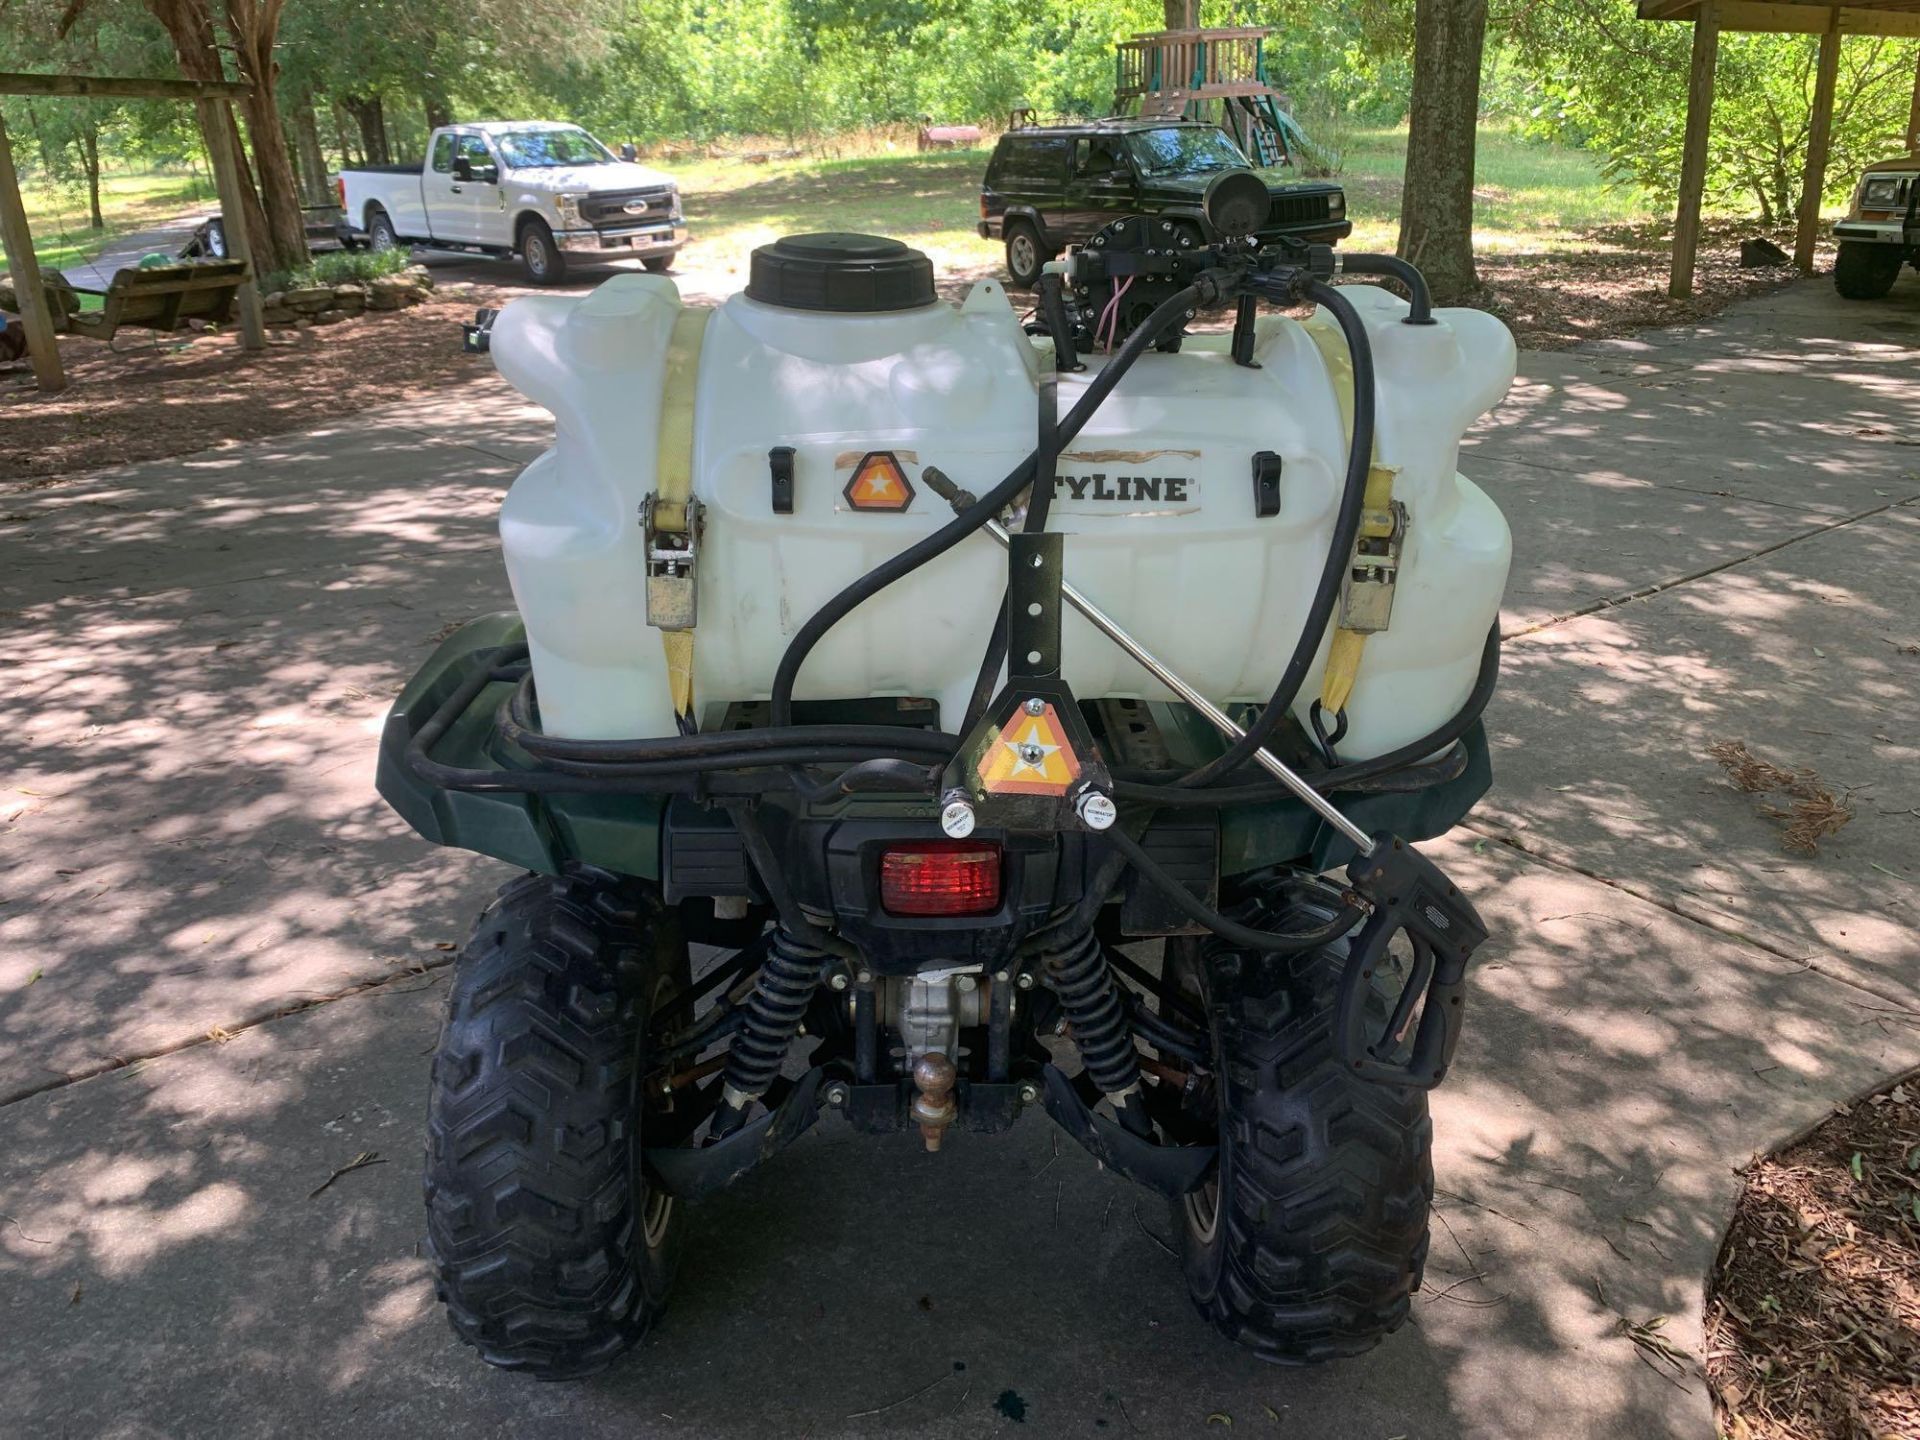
641;493;704;631
1334;834;1488;1089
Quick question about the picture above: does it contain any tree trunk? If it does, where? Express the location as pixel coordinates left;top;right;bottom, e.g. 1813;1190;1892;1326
343;95;390;166
81;121;103;229
1397;0;1488;304
223;0;309;272
1163;0;1196;27
330;101;360;169
423;90;453;131
292;95;330;207
144;0;281;269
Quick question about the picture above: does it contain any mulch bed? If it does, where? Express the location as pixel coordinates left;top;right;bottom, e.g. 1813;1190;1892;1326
0;294;494;488
1707;1072;1920;1440
1474;220;1825;351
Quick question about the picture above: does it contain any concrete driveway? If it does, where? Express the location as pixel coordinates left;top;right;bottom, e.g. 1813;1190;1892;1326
0;272;1915;1439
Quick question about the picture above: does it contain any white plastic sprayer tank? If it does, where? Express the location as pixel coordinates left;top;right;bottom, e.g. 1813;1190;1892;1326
490;240;1514;759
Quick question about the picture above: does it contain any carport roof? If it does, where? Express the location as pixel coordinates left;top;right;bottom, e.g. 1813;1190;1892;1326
1638;0;1920;36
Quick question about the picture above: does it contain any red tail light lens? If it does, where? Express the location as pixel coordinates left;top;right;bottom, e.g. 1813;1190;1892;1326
880;842;1002;917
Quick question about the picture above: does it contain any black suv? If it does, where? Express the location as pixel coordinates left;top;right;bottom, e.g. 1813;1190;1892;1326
978;118;1349;287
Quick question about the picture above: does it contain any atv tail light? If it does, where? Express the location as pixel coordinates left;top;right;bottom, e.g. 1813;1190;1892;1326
879;841;1002;917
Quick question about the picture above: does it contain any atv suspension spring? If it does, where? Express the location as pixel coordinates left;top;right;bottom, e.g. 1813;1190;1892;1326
1044;928;1152;1137
709;926;829;1140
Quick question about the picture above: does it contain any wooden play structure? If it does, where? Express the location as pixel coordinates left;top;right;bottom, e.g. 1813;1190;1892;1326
1639;1;1920;295
0;71;267;394
1111;24;1312;168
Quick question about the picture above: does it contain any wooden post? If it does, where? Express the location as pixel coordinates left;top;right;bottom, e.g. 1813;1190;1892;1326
0;107;64;393
1794;14;1842;272
1669;2;1721;299
195;97;265;351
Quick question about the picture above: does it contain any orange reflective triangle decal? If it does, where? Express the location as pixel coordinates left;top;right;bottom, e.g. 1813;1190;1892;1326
976;703;1082;797
844;451;915;511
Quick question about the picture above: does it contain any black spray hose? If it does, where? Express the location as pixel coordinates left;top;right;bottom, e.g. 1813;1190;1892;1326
719;799;861;962
1104;827;1366;953
1337;252;1434;324
768;284;1202;727
503;674;955;764
1162;279;1377;791
790;757;941;802
1037;269;1082;369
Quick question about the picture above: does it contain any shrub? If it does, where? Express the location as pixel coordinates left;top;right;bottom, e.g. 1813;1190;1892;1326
262;245;411;294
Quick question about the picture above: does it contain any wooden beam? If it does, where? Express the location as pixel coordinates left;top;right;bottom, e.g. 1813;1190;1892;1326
195;98;265;351
0;71;251;100
1834;6;1920;38
1638;1;1920;37
0;109;65;393
1671;4;1722;298
1795;17;1843;270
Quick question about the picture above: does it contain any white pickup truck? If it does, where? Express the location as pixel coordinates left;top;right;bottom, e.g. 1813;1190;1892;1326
335;120;687;285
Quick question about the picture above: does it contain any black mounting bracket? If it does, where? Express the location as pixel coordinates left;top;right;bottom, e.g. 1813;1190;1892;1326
1251;450;1283;518
942;531;1110;834
768;445;795;515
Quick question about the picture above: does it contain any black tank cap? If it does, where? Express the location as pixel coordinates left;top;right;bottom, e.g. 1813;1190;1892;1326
747;232;937;313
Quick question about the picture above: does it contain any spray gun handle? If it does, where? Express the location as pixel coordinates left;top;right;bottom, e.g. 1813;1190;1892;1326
1334;834;1489;1089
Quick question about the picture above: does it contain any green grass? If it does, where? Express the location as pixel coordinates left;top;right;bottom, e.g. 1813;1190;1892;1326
0;168;214;275
1336;122;1660;253
674;146;1004;281
661;124;1672;281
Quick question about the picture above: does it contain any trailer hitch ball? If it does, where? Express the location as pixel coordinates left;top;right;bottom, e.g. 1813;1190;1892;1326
911;1053;958;1151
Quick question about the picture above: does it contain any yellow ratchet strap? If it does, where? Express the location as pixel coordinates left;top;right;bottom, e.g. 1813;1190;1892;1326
650;306;711;725
1302;309;1403;717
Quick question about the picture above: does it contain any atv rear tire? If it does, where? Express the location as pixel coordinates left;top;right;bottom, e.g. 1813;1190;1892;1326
425;866;690;1379
1834;241;1903;300
1169;912;1434;1364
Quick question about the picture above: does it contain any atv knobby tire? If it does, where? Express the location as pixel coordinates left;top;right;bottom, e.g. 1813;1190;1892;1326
425;866;690;1379
1171;914;1434;1364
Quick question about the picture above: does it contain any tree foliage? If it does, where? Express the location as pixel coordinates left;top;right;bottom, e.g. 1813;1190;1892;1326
1501;0;1920;222
6;0;1920;249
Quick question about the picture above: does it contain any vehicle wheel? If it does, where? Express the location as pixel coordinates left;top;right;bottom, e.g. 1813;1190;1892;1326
642;255;674;274
1167;891;1434;1364
520;219;568;285
367;207;400;254
425;865;691;1379
203;217;227;260
1004;219;1050;289
1834;241;1903;300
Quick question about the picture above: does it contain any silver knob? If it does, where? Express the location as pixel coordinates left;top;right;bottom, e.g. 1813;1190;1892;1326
940;795;977;839
1075;789;1117;831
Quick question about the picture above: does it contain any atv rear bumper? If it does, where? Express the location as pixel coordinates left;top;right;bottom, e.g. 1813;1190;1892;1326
377;615;1492;887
